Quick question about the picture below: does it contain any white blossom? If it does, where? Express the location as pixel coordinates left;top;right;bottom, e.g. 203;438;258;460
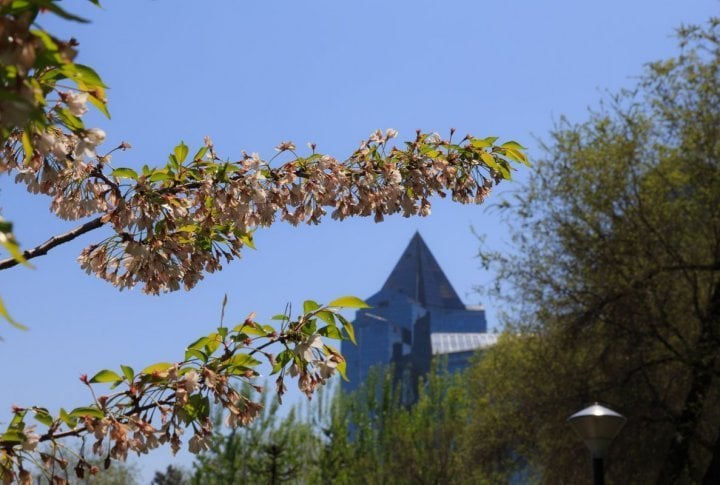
63;91;89;116
74;128;106;159
295;334;324;362
427;132;441;144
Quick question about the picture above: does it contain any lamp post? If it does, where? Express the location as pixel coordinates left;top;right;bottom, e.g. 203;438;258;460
568;403;626;485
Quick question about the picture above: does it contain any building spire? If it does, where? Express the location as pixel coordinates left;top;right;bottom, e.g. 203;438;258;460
381;233;465;309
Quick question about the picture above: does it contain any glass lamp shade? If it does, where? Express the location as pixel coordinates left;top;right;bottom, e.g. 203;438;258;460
568;403;626;458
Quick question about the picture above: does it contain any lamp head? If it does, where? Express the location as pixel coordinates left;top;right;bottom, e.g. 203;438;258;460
568;403;626;458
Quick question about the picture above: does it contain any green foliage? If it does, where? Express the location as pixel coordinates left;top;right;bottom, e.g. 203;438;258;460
191;386;320;485
152;465;188;485
476;16;720;484
0;0;109;143
189;362;502;485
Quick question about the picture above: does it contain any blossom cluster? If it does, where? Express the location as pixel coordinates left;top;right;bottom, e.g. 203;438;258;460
0;299;357;483
3;127;526;294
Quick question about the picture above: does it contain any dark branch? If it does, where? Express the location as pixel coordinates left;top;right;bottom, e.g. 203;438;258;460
0;216;106;271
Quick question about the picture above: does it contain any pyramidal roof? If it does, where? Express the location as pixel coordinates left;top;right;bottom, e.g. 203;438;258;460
381;232;465;309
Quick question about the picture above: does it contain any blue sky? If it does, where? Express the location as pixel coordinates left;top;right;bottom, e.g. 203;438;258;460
1;0;717;479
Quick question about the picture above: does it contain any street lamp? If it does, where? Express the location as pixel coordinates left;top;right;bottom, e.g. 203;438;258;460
568;403;626;485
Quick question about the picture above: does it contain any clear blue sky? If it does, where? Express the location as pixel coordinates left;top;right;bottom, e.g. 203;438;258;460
1;0;717;479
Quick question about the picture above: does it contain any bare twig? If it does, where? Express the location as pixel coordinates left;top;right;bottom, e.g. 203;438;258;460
0;216;105;271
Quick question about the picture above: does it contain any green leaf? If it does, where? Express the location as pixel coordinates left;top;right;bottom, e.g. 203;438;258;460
481;136;499;146
227;353;261;369
318;325;343;340
120;365;134;382
240;233;256;249
187;336;210;350
37;1;90;22
10;410;27;427
303;300;321;314
32;408;53;427
89;369;122;384
21;130;33;162
59;408;77;428
1;430;24;443
327;296;370;309
55;108;85;131
31;29;58;50
149;170;173;182
174;142;189;164
336;314;357;345
141;362;174;375
336;359;348;381
0;296;27;331
272;349;292;374
87;91;110;118
233;321;268;337
480;152;500;171
61;63;107;88
111;167;138;180
503;147;530;166
203;333;221;355
316;310;336;327
471;138;493;149
183;394;210;423
501;140;526;151
193;146;208;161
0;222;31;268
301;318;317;335
184;348;208;362
69;406;105;419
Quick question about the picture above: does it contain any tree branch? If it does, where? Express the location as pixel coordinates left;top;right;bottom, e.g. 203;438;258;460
0;216;105;271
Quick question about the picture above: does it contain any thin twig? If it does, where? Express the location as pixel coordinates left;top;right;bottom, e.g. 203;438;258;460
0;216;105;270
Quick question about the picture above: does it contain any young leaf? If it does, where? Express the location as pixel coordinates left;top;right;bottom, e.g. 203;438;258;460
271;349;292;374
316;310;336;327
59;408;77;428
327;296;370;309
183;394;210;423
120;365;134;382
141;362;174;375
1;430;24;444
89;369;122;384
193;146;208;161
32;408;53;427
318;325;343;339
336;359;349;381
480;152;500;171
111;167;139;180
0;296;27;331
303;300;321;314
227;353;261;369
185;348;208;362
336;313;357;345
174;142;189;164
69;407;105;419
0;222;32;268
500;140;526;151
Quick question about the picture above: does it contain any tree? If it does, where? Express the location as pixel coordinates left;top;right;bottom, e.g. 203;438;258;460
191;387;320;485
471;16;720;484
0;1;526;482
151;465;187;485
190;362;477;485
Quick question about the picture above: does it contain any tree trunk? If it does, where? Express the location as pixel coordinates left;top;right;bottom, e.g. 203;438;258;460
701;427;720;485
664;280;720;483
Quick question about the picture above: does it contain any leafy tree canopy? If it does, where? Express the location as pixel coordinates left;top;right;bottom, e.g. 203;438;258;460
472;16;720;484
